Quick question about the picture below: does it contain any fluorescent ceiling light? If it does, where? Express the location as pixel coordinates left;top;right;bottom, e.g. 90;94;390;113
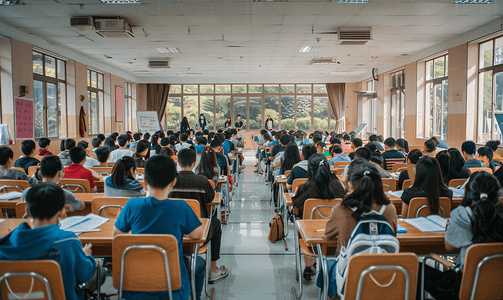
100;0;140;4
297;46;322;53
454;0;490;2
329;0;367;3
156;48;181;54
332;71;347;75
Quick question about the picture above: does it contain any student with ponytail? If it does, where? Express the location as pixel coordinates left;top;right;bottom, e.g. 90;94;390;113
420;171;503;300
196;147;219;183
104;156;145;197
58;139;75;167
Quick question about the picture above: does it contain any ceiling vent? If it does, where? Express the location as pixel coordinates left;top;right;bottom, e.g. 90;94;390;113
148;59;170;68
95;19;134;38
310;58;340;65
336;27;372;45
70;17;94;31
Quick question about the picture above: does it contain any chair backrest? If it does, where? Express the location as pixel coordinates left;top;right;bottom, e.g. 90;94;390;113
384;158;407;172
90;167;113;176
112;235;181;299
28;166;40;177
303;198;342;220
333;161;350;169
406;197;451;218
91;197;129;218
343;253;418;300
381;178;397;192
292;178;308;193
15;202;29;219
11;167;26;174
391;163;407;173
449;178;468;188
106;162;116;167
336;168;346;175
136;168;145;174
0;260;66;300
406;164;416;185
402;179;412;190
209;180;215;189
459;243;503;300
58;179;91;193
284;170;291;178
168;199;201;217
0;180;31;193
469;167;493;175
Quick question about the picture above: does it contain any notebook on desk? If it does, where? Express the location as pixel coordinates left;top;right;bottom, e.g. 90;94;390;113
59;213;109;234
404;215;447;233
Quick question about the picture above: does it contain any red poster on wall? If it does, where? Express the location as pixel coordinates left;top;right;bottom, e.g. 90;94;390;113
115;85;123;122
15;98;34;139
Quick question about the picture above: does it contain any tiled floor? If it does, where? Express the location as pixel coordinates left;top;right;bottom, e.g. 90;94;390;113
101;150;320;300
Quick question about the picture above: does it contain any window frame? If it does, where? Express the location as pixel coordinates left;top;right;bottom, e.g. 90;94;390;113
389;69;405;139
86;69;104;136
424;54;449;140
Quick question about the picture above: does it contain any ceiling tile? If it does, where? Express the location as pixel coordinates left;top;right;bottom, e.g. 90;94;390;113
251;3;288;15
345;16;388;26
356;3;409;16
321;3;365;16
285;2;326;15
394;3;449;16
282;15;318;25
432;4;479;16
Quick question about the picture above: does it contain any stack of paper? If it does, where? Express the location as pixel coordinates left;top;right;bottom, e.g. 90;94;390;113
0;192;23;200
404;215;447;232
386;190;404;198
59;213;109;233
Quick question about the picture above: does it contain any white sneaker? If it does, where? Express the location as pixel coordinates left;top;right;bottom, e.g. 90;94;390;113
209;267;229;284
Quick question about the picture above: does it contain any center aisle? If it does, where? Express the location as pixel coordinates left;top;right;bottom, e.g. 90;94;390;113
206;150;319;300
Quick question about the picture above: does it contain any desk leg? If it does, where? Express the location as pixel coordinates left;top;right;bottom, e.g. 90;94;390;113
292;220;303;299
204;240;215;299
225;178;229;223
317;243;328;300
191;243;200;300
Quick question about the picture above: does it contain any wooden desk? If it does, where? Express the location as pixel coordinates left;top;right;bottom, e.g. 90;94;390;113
70;193;105;216
386;195;463;215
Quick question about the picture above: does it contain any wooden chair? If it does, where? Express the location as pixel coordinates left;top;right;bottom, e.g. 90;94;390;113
169;199;201;218
285;170;291;178
15;202;28;219
11;167;26;174
402;179;412;190
392;163;408;173
91;197;129;218
209;180;216;189
58;179;91;193
90;167;113;176
28;165;40;177
382;178;397;192
342;253;419;300
106;162;116;167
449;178;468;188
113;235;182;300
384;158;407;172
403;197;451;219
291;178;308;194
469;167;493;175
0;180;31;193
333;161;350;169
136;167;145;174
406;164;416;185
0;260;66;300
336;168;346;175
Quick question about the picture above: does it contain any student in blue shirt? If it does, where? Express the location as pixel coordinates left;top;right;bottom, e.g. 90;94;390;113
328;145;351;166
0;182;97;300
195;136;208;154
113;155;205;300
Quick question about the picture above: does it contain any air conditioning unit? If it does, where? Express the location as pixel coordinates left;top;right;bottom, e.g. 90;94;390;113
148;59;170;68
70;17;94;31
310;58;340;65
95;18;134;38
336;27;372;46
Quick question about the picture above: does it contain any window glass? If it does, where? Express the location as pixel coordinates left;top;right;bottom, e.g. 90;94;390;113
59;83;67;138
281;96;295;130
33;80;45;138
200;85;214;94
296;95;311;131
391;73;397;88
57;60;65;80
445;55;448;77
183;85;198;94
215;96;231;129
233;97;247;129
249;97;262;129
90;92;98;134
281;85;294;94
249;85;262;93
98;73;103;90
442;79;448;140
480;40;493;69
98;90;104;135
183;96;198;127
296;85;311;94
478;71;492;143
45;56;56;78
426;82;434;137
87;70;91;87
495;37;503;66
46;82;58;137
232;85;246;94
200;96;214;130
493;72;503;141
33;52;43;75
216;85;231;94
264;95;279;130
170;85;182;94
313;84;327;94
166;97;181;130
313;97;328;130
434;57;445;79
91;71;97;88
264;85;279;94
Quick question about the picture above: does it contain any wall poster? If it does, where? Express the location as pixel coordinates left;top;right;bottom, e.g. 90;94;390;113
15;98;34;139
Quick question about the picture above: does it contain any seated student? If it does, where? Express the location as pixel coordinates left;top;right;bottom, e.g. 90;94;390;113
0;182;98;300
316;141;326;155
197;147;219;183
113;155;205;300
0;147;37;186
195;137;207;154
91;137;103;153
369;134;384;151
381;137;406;160
485;140;501;158
348;138;363;160
63;147;97;193
341;134;351;153
209;138;228;177
170;149;229;283
77;141;99;168
287;144;320;190
102;137;117;153
477;146;500;173
222;131;235;155
37;138;53;156
95;147;110;167
420;171;503;300
398;149;422;190
109;134;134;163
58;139;75;167
396;138;409;155
342;147;372;176
105;156;145;197
129;133;141;150
279;143;301;176
370;152;392;178
365;141;380;154
462;141;485;169
438;148;470;186
155;138;175;156
14;140;40;173
312;134;322;148
133;140;150;168
401;156;453;217
176;133;192;152
328;145;351;165
423;138;438;157
21;155;84;212
318;159;397;298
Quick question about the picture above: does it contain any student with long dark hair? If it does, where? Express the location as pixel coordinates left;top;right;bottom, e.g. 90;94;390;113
280;143;301;175
398;149;422;190
105;156;145;197
180;116;191;132
133;140;150;168
420;171;503;300
442;148;471;185
197;147;219;182
396;138;409;155
485;140;501;158
423;138;437;157
401;156;453;218
150;133;159;152
224;117;232;128
477;146;500;172
196;113;208;131
58;139;75;167
286;144;317;190
102;137;116;153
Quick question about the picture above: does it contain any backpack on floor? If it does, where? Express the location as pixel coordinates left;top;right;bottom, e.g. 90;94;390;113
268;213;285;243
335;205;399;299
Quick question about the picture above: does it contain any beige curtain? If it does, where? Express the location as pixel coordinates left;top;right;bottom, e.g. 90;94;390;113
326;83;345;132
146;84;170;130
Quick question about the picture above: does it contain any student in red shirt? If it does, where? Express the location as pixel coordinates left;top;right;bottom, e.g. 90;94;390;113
63;147;97;193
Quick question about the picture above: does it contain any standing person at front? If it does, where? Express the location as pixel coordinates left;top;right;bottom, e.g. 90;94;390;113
265;115;274;131
234;114;243;130
224;117;232;129
196;113;208;131
180;116;191;132
113;155;205;300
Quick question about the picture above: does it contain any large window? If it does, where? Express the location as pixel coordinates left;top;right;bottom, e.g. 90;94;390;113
361;80;377;136
87;70;103;135
477;36;503;143
390;70;405;139
164;84;330;131
425;55;448;140
33;51;66;138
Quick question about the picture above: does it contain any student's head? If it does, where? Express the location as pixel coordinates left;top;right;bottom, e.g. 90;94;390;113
103;137;116;152
69;147;86;165
77;141;89;149
21;140;36;156
145;154;177;189
215;133;225;144
384;137;396;150
25;182;66;221
305;153;338;199
352;138;363;149
413;156;447;215
364;142;379;153
316;142;326;154
160;137;170;147
178;148;197;168
423;139;436;153
260;129;267;136
331;145;343;157
343;159;389;221
354;147;371;161
279;134;290;146
60;139;75;151
435;150;449;178
485;140;500;153
369;134;378;142
430;136;440;147
97;134;106;141
281;143;301;174
210;137;222;150
38;138;51;149
377;135;384;142
370;152;384;169
446;148;466;176
117;134;129;147
92;137;102;148
407;149;422;165
330;137;341;145
0;147;14;167
301;144;317;161
312;134;322;145
343;134;350;142
396;138;409;153
477;146;493;168
133;133;141;141
95;147;110;163
461;141;477;157
198;137;208;146
143;132;150;141
111;156;137;188
158;147;173;157
462;171;503;243
39;155;63;180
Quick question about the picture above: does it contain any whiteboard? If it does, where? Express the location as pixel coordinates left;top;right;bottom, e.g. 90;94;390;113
136;111;161;133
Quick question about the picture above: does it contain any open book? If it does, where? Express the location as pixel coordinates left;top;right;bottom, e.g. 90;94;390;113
59;213;109;234
404;215;447;233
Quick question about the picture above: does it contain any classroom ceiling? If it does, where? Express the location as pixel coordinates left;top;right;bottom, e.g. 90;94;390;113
0;0;502;83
